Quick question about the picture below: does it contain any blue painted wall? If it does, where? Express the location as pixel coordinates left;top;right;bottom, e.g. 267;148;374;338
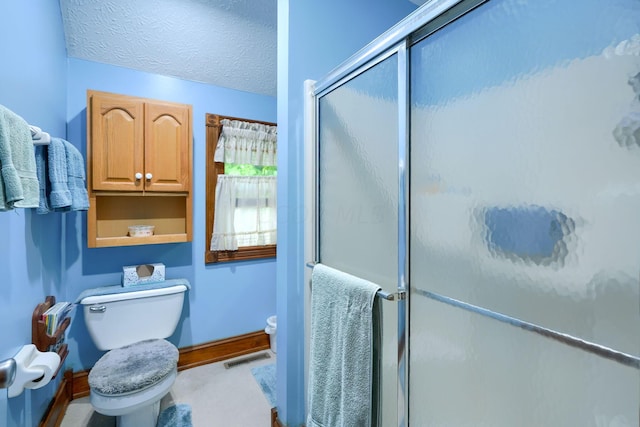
63;58;277;371
1;0;417;425
0;2;276;425
0;2;68;426
277;0;417;425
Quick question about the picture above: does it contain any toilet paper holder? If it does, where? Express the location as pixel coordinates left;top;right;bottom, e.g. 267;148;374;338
0;344;60;397
0;345;60;398
0;296;71;397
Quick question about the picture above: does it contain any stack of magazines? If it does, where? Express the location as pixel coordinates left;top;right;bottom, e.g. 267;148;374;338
42;302;73;336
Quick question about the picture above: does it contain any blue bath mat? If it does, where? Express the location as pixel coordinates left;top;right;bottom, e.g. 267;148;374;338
251;363;277;407
157;403;192;427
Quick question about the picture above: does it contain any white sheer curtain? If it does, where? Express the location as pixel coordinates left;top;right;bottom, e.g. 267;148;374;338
210;175;277;250
211;118;277;251
214;119;277;166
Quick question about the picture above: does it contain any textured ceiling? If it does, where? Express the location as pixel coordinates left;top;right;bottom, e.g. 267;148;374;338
59;0;277;96
60;0;425;98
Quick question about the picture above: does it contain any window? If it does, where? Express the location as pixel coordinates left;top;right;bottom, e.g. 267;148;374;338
482;205;573;266
205;114;277;263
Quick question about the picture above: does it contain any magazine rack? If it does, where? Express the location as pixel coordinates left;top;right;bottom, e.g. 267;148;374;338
32;296;69;379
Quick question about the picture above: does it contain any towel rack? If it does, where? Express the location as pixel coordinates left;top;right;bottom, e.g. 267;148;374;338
29;125;51;146
305;262;405;301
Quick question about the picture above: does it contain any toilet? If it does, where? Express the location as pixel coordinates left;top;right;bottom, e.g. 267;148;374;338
79;281;189;427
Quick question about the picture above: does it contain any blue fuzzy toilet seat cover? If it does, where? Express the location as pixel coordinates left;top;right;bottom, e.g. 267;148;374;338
89;338;179;396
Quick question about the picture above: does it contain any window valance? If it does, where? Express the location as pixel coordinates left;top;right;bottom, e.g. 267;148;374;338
214;119;277;166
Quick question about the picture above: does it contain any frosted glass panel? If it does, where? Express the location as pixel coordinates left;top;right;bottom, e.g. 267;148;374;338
318;54;398;427
410;0;640;354
409;0;640;424
410;296;639;425
319;54;398;288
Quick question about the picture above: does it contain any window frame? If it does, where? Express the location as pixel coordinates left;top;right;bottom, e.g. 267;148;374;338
205;113;277;264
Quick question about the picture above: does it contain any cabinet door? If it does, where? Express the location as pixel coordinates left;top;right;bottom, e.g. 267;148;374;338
144;101;192;192
90;93;144;191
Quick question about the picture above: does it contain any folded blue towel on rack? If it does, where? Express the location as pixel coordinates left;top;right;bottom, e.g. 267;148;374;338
63;140;89;211
0;105;39;210
48;137;71;209
35;145;51;214
42;138;89;213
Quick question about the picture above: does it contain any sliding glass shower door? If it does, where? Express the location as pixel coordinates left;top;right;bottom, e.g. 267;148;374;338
313;0;640;425
409;0;640;424
317;52;400;426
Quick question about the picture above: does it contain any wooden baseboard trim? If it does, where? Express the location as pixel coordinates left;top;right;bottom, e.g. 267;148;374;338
178;330;270;371
271;407;286;427
71;370;90;400
39;370;73;427
69;330;270;399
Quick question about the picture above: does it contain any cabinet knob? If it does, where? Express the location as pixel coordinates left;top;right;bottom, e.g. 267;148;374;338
135;172;143;180
145;173;153;180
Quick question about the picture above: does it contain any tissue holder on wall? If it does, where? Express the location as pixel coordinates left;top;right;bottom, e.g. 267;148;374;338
122;263;165;287
7;344;60;398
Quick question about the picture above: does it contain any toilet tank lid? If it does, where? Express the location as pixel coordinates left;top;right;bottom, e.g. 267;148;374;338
76;278;191;305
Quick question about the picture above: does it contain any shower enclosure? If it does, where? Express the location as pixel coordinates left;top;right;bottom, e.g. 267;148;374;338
311;0;640;425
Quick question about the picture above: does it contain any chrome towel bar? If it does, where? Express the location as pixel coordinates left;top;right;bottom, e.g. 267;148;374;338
305;262;405;301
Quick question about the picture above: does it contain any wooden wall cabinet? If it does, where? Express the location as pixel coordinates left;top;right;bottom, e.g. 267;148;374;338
87;90;193;248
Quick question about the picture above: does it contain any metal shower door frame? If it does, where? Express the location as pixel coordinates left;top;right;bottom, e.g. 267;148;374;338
310;1;489;425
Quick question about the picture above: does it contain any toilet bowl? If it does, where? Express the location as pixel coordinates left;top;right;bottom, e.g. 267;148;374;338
79;280;189;427
89;338;178;425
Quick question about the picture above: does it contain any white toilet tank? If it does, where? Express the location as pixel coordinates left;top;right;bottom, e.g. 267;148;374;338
80;284;187;351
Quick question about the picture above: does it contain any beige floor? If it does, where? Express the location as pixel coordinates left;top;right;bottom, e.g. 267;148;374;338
60;350;276;427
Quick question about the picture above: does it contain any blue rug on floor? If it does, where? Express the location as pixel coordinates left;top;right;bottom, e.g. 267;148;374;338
157;403;192;427
251;363;276;407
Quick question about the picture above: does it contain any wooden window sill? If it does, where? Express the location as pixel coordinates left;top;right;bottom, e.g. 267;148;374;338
205;244;276;264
